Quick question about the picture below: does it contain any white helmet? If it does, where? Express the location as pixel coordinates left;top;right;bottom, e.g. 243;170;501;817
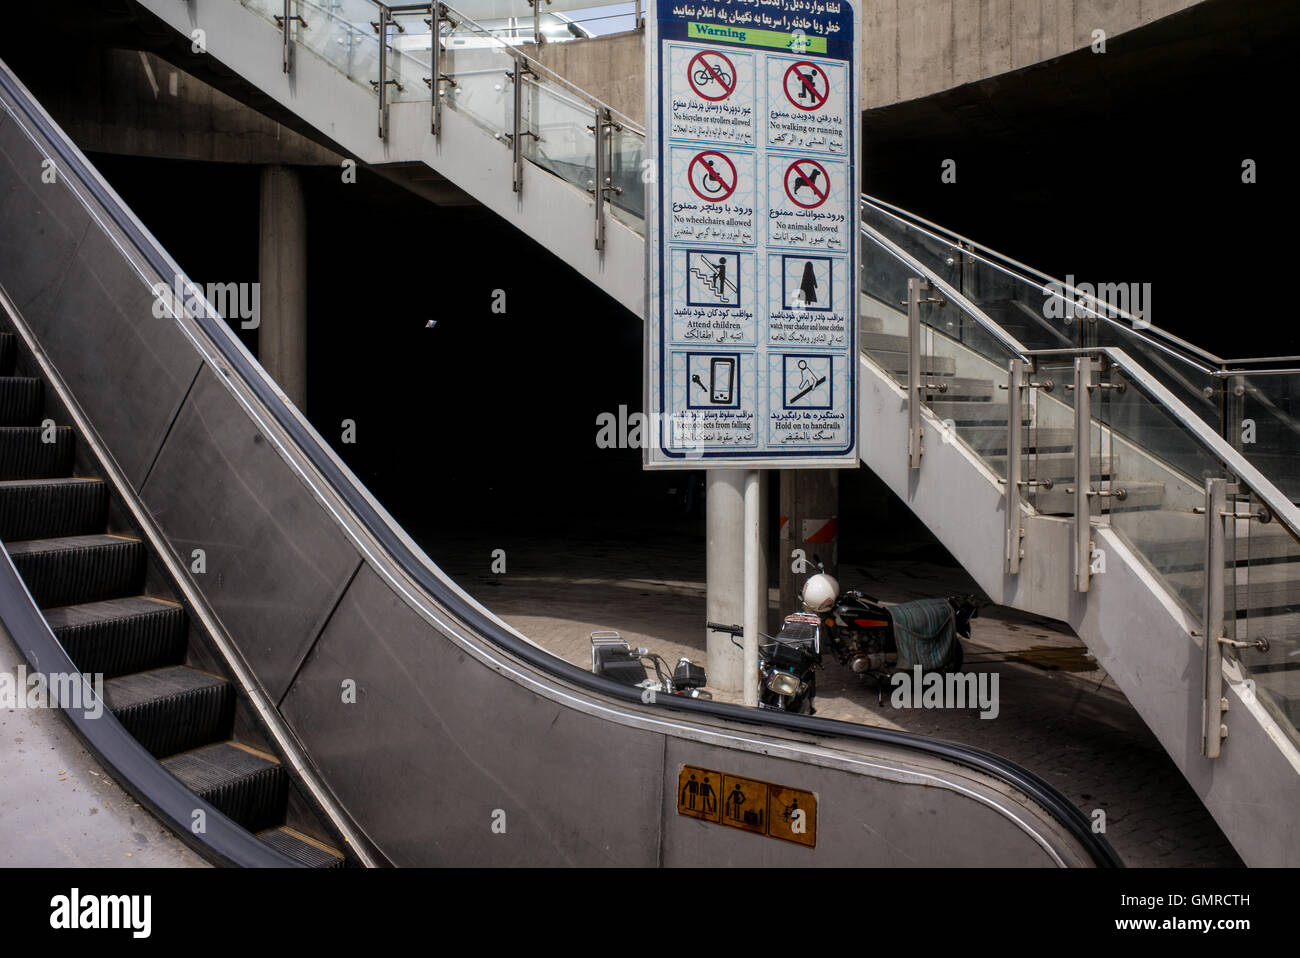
800;573;840;613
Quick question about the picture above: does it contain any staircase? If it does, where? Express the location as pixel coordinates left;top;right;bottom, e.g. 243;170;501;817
93;0;1300;863
0;329;344;867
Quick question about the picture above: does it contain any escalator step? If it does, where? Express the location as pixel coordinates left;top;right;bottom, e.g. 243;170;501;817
0;332;14;376
0;377;42;426
162;742;287;833
0;477;107;542
0;425;74;480
45;596;187;678
103;666;233;758
258;826;346;868
6;534;145;608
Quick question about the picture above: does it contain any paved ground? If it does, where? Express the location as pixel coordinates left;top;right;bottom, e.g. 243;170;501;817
0;625;207;867
426;518;1244;868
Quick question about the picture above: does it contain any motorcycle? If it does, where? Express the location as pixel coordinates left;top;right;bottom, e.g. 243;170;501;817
708;565;982;713
707;615;822;715
802;562;981;703
589;631;712;700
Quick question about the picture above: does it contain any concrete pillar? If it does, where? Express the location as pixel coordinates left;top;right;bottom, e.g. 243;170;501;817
779;470;839;613
258;164;308;409
706;470;745;692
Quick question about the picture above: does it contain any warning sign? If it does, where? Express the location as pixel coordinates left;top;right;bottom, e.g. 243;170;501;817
668;46;756;146
783;61;829;110
689;151;738;202
768;783;818;846
669;146;756;246
647;0;860;468
784;158;829;209
765;54;848;154
676;764;817;847
689;50;737;101
677;766;723;822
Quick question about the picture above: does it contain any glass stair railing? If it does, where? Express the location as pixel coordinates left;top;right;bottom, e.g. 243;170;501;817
230;0;1300;750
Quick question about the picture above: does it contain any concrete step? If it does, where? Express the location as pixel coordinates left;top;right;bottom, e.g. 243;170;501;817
866;348;958;377
859;331;909;353
950;425;1074;456
986;452;1119;480
927;400;1011;426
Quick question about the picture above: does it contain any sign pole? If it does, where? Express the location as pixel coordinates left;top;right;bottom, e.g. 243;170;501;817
743;469;763;707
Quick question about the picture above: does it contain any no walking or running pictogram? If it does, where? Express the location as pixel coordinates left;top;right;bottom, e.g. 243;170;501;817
783;61;829;111
688;150;738;203
688;50;737;102
783;158;830;209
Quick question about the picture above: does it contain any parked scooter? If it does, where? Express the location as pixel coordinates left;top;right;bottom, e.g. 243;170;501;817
707;616;823;714
589;631;712;700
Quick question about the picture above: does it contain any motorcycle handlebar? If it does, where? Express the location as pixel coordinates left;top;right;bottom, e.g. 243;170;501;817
707;621;743;636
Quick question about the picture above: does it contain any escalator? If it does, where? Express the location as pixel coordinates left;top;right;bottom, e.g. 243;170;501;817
0;54;1121;868
3;0;1296;867
0;327;346;867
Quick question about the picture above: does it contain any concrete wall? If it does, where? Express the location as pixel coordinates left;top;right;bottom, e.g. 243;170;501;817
532;31;647;123
28;48;339;165
863;0;1203;109
523;0;1210;125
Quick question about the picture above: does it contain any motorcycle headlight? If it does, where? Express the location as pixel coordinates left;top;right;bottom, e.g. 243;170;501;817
766;672;802;697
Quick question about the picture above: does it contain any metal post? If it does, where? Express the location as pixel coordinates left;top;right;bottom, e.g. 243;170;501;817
430;2;442;136
377;5;390;139
1006;358;1028;574
743;470;763;708
512;57;524;193
593;106;607;251
907;277;923;468
1074;356;1095;592
282;0;292;73
1203;477;1228;758
635;0;643;29
706;471;746;692
533;0;542;46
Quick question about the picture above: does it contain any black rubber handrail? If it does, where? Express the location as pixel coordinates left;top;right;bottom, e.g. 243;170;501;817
0;548;302;867
0;62;1121;868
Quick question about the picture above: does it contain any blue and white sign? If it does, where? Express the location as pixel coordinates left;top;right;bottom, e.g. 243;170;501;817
645;0;860;468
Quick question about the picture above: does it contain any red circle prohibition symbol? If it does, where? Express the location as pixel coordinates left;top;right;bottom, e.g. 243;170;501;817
784;158;830;209
783;61;829;111
688;50;737;102
688;151;738;203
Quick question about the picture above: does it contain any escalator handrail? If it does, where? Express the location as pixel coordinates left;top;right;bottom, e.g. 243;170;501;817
0;58;1121;868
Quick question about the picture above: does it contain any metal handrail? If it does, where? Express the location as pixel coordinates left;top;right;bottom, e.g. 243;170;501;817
863;220;1030;359
277;1;1298;543
860;192;1300;373
864;213;1300;545
352;0;643;129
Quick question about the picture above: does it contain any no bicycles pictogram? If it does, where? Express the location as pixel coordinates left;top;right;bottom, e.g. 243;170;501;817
784;158;829;209
688;50;737;102
783;61;829;111
688;150;738;203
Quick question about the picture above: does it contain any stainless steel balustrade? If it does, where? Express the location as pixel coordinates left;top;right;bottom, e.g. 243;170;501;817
241;0;1300;750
